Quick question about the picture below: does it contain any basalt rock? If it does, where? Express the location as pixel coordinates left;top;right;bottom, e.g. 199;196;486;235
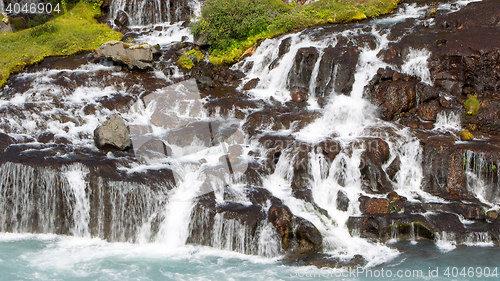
314;45;359;99
269;201;323;252
94;114;132;151
114;10;129;31
428;0;500;98
420;134;500;201
357;138;393;194
286;47;319;92
417;99;441;121
364;67;419;120
90;41;160;70
243;106;321;137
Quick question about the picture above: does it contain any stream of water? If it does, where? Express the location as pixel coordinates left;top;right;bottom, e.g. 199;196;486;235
0;0;497;279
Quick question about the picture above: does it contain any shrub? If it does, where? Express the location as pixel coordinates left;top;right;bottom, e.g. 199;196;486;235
191;0;287;51
177;49;205;69
28;15;51;28
464;95;480;116
30;21;58;37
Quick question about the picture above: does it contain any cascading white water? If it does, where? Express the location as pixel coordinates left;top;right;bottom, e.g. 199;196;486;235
435;111;461;131
463;151;500;207
109;0;162;26
401;48;433;86
0;163;61;233
64;164;91;238
0;0;4;15
435;231;457;252
234;0;483;264
155;166;203;248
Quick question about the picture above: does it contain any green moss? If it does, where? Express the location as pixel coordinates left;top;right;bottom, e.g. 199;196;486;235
192;0;404;65
460;129;474;141
389;221;435;240
464;95;480;116
185;49;205;61
9;17;27;31
177;49;205;69
177;56;195;70
0;2;122;88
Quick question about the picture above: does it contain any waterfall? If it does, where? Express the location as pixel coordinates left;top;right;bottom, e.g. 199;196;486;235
409;222;416;244
435;111;461;131
435;231;457;252
401;48;432;85
463;151;500;206
64;164;91;238
155;167;202;248
108;0;163;26
0;163;62;234
0;0;494;273
0;0;4;15
108;0;200;27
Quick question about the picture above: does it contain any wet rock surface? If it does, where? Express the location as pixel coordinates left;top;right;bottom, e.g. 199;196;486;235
90;41;160;70
2;0;500;269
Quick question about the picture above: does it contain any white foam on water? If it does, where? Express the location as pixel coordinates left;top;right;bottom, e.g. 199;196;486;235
435;232;457;253
134;22;193;46
401;48;433;85
64;164;91;238
434;111;461;131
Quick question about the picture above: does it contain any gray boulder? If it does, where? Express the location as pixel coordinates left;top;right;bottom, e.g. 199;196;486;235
94;115;131;151
91;41;160;70
0;17;16;33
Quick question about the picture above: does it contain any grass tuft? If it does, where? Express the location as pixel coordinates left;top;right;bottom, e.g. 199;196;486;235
0;2;122;88
191;0;403;65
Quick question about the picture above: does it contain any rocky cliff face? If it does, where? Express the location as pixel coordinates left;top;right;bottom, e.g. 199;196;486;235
1;0;500;268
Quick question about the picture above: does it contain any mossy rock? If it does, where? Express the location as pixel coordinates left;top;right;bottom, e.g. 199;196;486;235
460;129;474;141
9;17;27;31
487;210;499;219
464;95;480;116
177;49;205;70
389;221;435;240
177;55;195;69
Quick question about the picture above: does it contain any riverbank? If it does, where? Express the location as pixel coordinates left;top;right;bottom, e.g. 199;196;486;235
191;0;403;65
0;2;121;88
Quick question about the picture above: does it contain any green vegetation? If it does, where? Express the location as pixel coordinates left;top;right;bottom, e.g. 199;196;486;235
460;130;474;141
464;95;480;116
177;49;205;69
191;0;403;65
0;1;122;88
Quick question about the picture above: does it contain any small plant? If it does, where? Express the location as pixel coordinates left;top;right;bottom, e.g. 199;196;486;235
177;49;205;70
28;14;50;28
177;55;195;70
464;95;480;116
30;21;58;37
460;129;474;141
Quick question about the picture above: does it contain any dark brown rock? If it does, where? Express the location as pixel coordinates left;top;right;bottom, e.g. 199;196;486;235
287;47;319;91
417;100;440;121
314;46;359;98
291;91;308;103
243;78;260;90
94;114;131;151
336;190;349;212
364;67;419;120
